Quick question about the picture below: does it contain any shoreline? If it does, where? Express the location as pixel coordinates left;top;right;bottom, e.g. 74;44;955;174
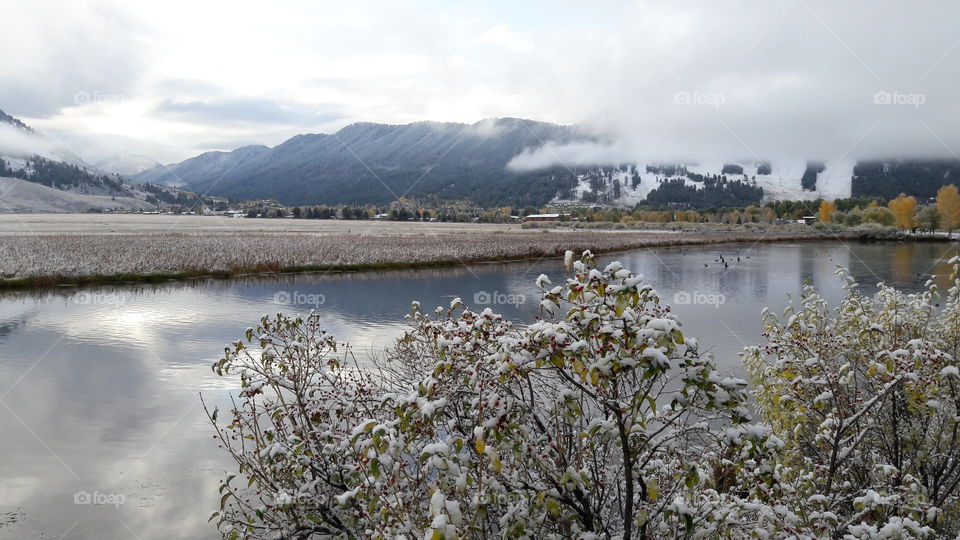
1;228;944;291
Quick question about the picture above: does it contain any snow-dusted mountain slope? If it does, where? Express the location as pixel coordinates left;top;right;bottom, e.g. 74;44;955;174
552;159;854;206
133;119;585;206
131;113;953;208
686;159;854;200
0;107;129;196
553;166;701;206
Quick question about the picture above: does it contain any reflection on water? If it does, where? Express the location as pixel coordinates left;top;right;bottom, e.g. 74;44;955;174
0;241;955;538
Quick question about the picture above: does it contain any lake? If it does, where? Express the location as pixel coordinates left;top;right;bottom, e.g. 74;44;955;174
0;240;956;538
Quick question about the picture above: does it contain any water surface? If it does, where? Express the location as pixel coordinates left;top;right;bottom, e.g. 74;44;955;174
0;241;955;538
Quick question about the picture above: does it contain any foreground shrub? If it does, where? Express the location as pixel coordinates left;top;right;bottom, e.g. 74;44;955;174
745;259;960;537
207;252;960;539
208;252;794;538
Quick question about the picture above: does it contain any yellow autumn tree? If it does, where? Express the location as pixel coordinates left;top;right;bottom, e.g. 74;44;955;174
888;193;918;230
818;200;837;223
761;206;777;224
937;184;960;234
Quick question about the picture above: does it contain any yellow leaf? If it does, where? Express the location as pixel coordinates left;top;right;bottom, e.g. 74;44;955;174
573;359;586;378
475;439;485;454
645;479;660;501
488;450;502;472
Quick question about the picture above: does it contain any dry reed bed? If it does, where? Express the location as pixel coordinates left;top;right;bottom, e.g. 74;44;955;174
0;230;851;287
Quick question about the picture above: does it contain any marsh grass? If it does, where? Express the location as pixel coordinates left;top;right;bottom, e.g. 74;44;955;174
0;229;884;289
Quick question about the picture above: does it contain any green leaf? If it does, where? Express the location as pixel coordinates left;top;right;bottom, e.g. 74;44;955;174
545;497;561;516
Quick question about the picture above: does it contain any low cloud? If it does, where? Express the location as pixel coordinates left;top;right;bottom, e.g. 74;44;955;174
468;118;510;139
508;1;960;169
0;124;58;160
508;140;633;171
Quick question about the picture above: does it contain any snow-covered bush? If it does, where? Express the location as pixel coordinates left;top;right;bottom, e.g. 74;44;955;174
206;314;387;538
208;251;795;538
745;257;960;537
207;251;960;539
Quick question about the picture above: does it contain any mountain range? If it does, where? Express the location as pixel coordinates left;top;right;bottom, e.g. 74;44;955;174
4;107;960;211
135;118;585;207
137;119;960;208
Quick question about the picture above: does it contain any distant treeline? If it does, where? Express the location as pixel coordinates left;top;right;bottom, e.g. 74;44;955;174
801;161;825;191
852;159;960;200
643;177;765;208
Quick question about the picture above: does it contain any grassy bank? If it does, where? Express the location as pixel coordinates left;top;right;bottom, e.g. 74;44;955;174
0;228;933;290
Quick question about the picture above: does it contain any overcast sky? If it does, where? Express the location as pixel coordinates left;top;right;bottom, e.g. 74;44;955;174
2;0;960;165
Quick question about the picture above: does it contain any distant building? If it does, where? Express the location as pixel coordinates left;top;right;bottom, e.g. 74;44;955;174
800;216;817;225
523;213;563;222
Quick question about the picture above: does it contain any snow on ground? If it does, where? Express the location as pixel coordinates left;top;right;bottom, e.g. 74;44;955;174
2;157;29;172
687;159;853;202
753;159;820;202
0;177;155;213
552;159;854;206
553;165;706;207
686;159;807;198
817;159;855;200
